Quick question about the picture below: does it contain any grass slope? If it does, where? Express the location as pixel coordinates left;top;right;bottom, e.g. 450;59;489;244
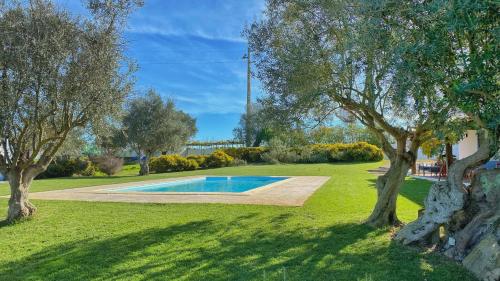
0;163;475;281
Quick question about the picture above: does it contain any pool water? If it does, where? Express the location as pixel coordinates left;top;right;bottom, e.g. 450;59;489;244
112;176;289;193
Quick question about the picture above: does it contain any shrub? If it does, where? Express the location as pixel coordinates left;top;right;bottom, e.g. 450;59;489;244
343;142;384;161
73;158;96;176
231;158;247;166
93;156;124;176
186;159;199;170
150;155;178;173
37;157;94;179
222;147;268;163
37;158;77;179
186;155;207;168
150;155;199;173
294;146;328;163
261;138;299;164
261;142;383;164
79;162;97;176
175;157;199;171
310;142;383;162
205;150;234;168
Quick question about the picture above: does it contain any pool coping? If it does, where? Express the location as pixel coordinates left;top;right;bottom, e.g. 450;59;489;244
12;175;331;206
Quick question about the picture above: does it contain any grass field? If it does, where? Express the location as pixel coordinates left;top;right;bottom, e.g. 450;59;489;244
0;162;475;280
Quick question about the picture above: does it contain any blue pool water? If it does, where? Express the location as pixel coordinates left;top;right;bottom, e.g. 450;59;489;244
112;176;289;193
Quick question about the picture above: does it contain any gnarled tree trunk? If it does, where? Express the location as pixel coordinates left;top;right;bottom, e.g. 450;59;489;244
139;154;150;176
366;155;413;227
7;168;38;222
395;129;494;245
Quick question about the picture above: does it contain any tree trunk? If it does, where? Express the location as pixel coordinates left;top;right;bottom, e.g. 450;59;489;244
366;155;412;227
139;155;150;176
443;169;499;260
445;142;453;167
7;169;37;222
395;129;495;245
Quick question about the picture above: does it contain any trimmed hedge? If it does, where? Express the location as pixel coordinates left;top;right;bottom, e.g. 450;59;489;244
222;147;268;163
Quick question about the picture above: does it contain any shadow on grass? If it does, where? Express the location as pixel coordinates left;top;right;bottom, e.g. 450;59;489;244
366;177;432;207
0;214;470;281
0;219;8;229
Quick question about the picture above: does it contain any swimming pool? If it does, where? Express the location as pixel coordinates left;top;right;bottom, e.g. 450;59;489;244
111;176;289;193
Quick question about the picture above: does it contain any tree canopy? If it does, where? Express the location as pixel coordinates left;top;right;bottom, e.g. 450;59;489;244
0;0;140;221
123;90;197;175
248;0;440;226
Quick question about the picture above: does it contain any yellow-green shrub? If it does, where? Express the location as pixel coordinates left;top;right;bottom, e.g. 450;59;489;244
186;155;207;168
310;142;383;162
222;147;268;163
150;155;198;173
205;150;234;168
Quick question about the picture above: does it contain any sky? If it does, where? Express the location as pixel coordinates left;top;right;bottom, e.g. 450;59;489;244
56;0;266;141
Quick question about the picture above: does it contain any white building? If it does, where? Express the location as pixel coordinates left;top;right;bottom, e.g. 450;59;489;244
457;130;479;160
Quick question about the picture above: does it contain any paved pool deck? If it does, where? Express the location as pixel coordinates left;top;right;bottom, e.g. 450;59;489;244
18;176;330;206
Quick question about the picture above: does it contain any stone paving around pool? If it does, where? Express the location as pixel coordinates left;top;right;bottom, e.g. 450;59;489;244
19;176;330;206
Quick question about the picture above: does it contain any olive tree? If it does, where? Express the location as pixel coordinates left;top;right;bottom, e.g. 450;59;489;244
0;0;140;222
389;0;499;261
123;90;197;176
248;0;441;226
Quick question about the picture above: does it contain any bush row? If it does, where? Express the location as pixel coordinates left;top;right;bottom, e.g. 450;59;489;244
36;155;125;179
149;150;234;173
37;142;381;178
310;142;384;162
221;142;383;164
222;147;268;163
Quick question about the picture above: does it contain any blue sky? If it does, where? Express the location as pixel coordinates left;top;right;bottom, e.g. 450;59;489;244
57;0;266;140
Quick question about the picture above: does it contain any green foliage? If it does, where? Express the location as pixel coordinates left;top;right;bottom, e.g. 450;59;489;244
0;0;136;175
261;138;300;164
222;147;268;163
205;150;234;168
149;155;199;173
150;151;234;173
311;143;384;162
80;162;97;177
231;158;247;166
186;155;207;168
262;141;383;164
150;155;180;173
388;0;499;148
123;90;197;160
309;125;382;148
37;157;95;179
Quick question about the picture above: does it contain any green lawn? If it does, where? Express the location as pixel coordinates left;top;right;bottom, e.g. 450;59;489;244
0;163;475;281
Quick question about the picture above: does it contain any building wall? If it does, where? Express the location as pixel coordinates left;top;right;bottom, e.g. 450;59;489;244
458;130;478;160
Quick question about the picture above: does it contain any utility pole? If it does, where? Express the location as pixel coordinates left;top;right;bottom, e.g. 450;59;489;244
244;44;252;147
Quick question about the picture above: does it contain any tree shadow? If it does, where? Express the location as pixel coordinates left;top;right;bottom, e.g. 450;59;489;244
366;178;432;207
0;214;471;281
0;219;9;229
